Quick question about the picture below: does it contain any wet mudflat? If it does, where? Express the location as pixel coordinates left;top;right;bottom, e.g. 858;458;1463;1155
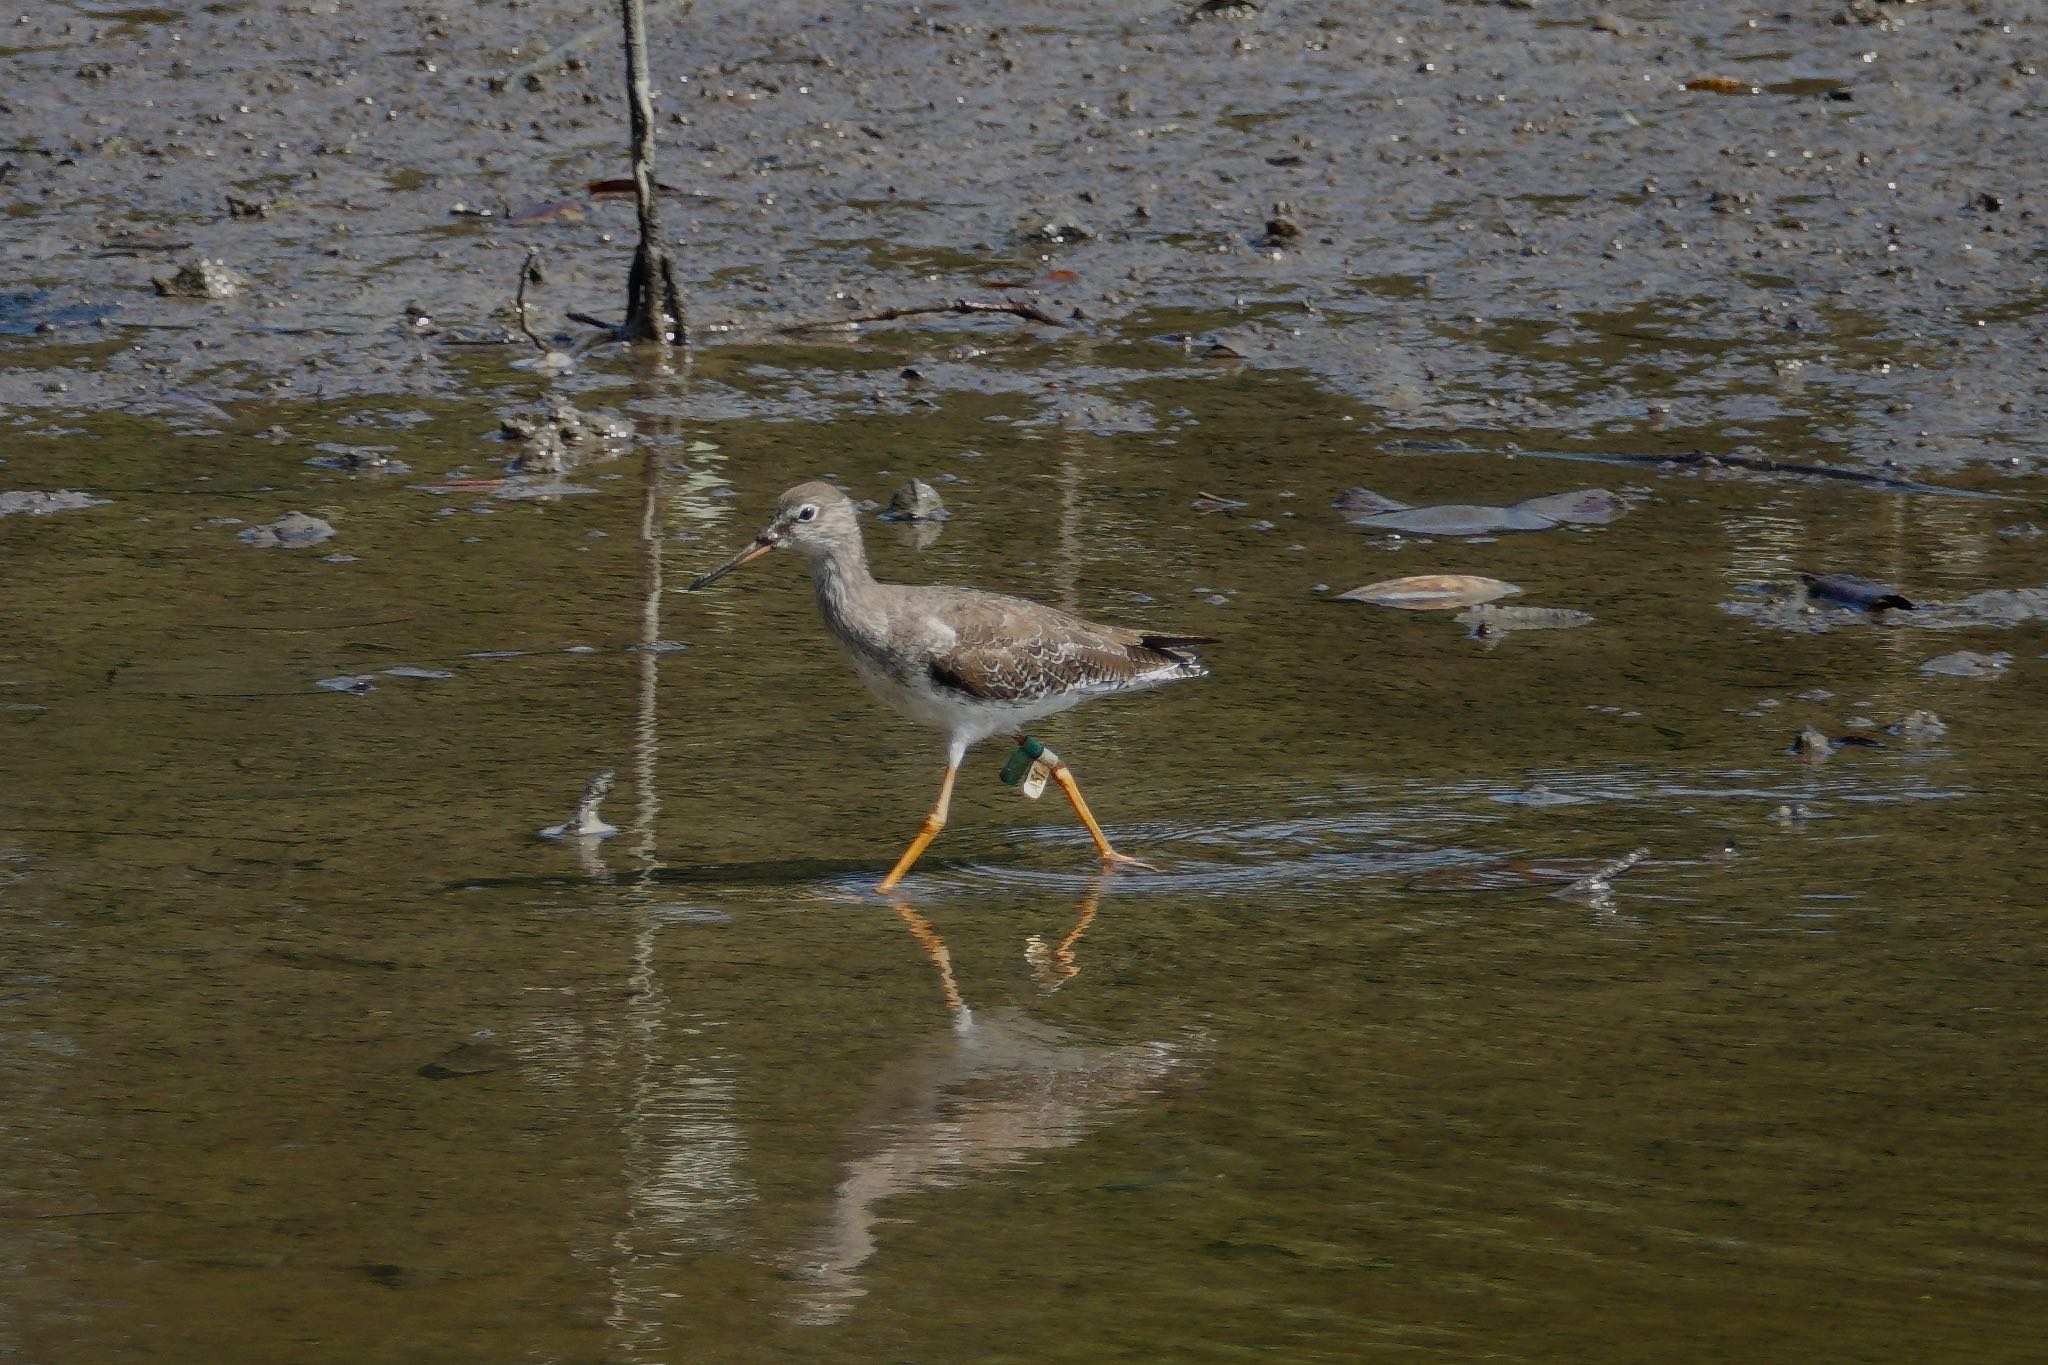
6;0;2048;1360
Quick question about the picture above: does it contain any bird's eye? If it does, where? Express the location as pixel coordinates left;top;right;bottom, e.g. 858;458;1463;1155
797;505;818;522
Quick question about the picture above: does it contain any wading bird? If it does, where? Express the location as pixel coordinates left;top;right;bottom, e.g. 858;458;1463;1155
690;482;1213;891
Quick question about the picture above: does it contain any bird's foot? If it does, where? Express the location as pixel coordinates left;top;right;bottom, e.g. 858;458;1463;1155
1098;848;1157;874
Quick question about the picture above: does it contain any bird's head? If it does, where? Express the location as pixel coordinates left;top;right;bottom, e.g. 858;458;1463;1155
690;480;858;589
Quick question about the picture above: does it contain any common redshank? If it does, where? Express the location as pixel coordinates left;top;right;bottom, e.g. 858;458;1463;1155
690;481;1214;891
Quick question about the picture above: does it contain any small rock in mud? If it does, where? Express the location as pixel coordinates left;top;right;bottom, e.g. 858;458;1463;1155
1771;803;1817;825
1890;709;1948;741
1022;220;1095;245
152;257;247;299
502;398;633;475
0;489;110;516
880;478;948;521
1790;725;1836;763
238;512;335;549
1800;572;1914;611
315;674;378;694
308;445;410;475
1918;650;2010;679
1261;205;1302;246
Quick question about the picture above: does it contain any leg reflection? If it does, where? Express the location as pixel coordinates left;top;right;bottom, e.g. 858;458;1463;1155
1022;876;1104;992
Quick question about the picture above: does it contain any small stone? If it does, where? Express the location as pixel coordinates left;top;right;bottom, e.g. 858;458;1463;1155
1791;725;1834;763
153;257;247;299
238;512;335;549
881;478;948;522
0;489;110;516
1890;709;1948;741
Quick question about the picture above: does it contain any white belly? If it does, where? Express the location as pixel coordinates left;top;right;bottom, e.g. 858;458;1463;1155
840;644;1081;746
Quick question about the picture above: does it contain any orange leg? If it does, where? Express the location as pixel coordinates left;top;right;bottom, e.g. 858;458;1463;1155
1048;758;1154;873
876;756;960;893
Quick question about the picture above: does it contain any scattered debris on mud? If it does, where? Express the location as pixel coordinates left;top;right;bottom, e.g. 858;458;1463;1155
1918;651;2012;680
238;512;336;549
0;489;109;516
880;479;948;522
501;399;634;475
151;258;247;300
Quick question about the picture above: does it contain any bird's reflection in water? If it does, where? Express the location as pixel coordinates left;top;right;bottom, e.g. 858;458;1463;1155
1023;887;1099;992
787;884;1193;1325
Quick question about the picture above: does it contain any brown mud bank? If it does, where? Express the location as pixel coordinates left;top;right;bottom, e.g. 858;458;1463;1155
1;0;2042;471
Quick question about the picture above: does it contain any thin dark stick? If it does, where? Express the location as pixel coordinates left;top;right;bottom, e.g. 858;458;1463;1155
774;298;1068;335
618;0;686;345
515;247;546;352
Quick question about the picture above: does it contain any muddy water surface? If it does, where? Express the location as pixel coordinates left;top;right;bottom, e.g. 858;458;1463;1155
6;349;2048;1361
7;0;2048;1357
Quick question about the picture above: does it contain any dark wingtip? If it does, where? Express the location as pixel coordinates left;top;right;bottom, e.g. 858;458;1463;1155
1139;634;1220;649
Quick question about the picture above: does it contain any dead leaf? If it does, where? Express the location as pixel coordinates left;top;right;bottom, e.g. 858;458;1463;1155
1336;574;1522;610
1685;76;1755;94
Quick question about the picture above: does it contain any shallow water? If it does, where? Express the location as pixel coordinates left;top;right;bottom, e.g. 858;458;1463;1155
5;348;2047;1361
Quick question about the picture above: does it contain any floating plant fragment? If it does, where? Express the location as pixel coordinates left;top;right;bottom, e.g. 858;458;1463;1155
238;512;335;549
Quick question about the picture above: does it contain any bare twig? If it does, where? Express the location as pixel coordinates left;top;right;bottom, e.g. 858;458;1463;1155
514;247;547;352
774;297;1068;335
618;0;686;345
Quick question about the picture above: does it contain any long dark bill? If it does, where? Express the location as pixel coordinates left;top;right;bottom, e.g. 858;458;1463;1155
689;537;775;590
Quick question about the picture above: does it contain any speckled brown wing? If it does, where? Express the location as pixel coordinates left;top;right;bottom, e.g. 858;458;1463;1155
926;600;1213;704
